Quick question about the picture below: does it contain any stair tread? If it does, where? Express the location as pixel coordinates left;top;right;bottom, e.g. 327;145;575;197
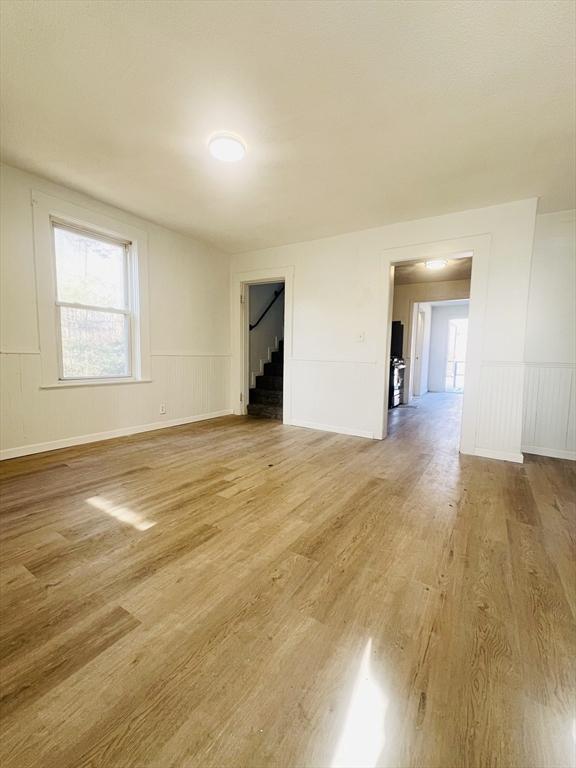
250;389;283;405
255;375;283;391
250;341;283;414
247;403;282;420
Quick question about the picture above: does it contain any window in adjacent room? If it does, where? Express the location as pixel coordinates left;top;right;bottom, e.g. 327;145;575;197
52;222;134;380
445;317;468;392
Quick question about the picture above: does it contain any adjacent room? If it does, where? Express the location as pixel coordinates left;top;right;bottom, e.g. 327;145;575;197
387;256;472;448
0;2;575;768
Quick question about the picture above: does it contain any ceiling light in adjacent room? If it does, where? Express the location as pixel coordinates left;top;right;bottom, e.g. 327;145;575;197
425;259;448;270
208;132;247;162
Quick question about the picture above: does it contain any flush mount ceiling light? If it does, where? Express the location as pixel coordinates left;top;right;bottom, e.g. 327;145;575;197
425;259;448;270
208;132;247;162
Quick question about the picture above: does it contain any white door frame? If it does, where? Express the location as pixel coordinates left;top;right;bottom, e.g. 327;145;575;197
231;266;294;422
412;305;426;397
379;235;490;455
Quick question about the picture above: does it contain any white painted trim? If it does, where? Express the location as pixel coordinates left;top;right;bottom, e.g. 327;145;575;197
39;378;153;389
0;410;234;461
290;358;377;365
524;361;576;369
231;265;295;423
471;448;524;464
150;352;231;358
380;234;492;457
522;446;576;461
288;418;374;439
0;350;247;360
31;190;151;388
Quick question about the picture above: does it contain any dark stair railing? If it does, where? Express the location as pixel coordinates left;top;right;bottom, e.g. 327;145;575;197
249;285;284;331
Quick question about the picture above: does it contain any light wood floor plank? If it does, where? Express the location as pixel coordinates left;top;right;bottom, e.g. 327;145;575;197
0;394;574;768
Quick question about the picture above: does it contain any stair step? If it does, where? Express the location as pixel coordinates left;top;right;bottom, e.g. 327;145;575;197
249;389;283;406
263;362;283;377
270;350;284;365
255;375;283;391
247;403;282;420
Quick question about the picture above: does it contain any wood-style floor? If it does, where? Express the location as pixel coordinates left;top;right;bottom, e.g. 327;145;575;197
0;394;574;768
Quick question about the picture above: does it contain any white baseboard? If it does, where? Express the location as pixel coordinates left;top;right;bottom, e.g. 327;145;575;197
0;410;234;461
470;447;525;463
287;418;374;440
522;446;576;461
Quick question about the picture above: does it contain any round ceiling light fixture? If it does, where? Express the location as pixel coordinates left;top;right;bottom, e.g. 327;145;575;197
208;132;247;162
425;259;448;271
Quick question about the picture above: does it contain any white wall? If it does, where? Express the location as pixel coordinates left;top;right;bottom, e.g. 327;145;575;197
392;279;470;330
523;210;576;459
4;162;562;463
0;164;231;458
231;198;537;461
392;279;470;401
249;282;284;385
428;302;470;392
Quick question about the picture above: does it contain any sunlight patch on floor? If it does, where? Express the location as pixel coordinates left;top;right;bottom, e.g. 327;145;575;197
331;639;389;768
86;495;156;531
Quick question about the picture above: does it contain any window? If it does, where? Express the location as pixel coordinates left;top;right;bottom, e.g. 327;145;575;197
445;318;468;392
52;223;133;380
32;191;150;388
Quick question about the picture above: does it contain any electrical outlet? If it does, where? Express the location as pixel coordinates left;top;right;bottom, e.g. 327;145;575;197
159;403;167;415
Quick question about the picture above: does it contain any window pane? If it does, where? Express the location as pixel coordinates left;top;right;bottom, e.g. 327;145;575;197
53;225;126;309
60;307;130;378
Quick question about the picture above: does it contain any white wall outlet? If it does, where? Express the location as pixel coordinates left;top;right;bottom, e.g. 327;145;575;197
159;403;167;415
356;331;366;343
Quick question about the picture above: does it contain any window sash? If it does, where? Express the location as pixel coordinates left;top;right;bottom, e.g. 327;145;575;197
51;218;132;247
51;222;134;381
56;300;131;316
52;221;131;311
56;305;133;381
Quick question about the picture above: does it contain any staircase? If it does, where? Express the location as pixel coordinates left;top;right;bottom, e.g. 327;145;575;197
247;339;283;420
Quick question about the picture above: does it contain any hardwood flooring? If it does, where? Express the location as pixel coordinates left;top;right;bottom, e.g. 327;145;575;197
0;393;574;768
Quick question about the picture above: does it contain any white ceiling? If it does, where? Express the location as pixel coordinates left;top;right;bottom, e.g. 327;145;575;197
394;256;472;285
1;1;574;254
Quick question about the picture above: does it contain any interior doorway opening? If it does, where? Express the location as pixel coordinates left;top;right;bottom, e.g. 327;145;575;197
243;281;285;421
445;317;468;392
386;253;472;447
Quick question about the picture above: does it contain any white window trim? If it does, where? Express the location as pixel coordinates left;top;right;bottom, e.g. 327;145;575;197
32;191;151;388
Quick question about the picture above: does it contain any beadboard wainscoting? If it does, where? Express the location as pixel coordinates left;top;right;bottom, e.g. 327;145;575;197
522;363;576;460
0;352;231;459
473;362;526;462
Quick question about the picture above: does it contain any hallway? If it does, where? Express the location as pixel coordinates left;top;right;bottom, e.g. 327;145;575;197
0;408;574;767
387;391;464;454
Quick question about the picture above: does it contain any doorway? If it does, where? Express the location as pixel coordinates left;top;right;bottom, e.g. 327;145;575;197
412;305;431;398
243;281;285;421
445;317;468;391
232;265;294;424
386;254;472;446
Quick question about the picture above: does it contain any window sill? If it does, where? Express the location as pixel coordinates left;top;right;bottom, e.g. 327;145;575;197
40;378;153;390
